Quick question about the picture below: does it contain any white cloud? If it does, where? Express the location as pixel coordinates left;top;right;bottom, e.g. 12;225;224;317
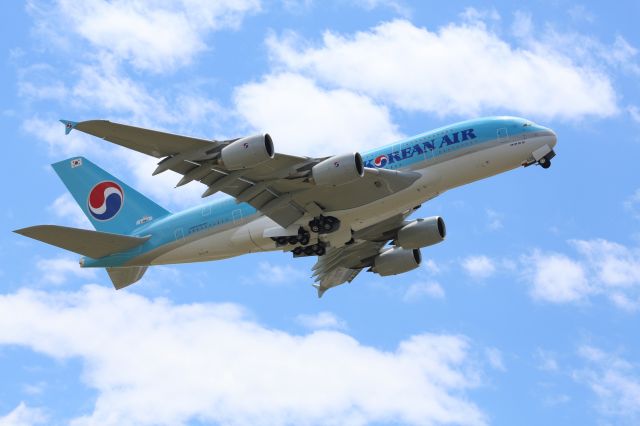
522;250;590;303
0;285;486;426
575;346;640;422
521;239;640;310
422;258;441;275
572;239;640;288
511;11;533;39
462;256;496;280
485;209;503;231
567;5;595;23
267;19;618;120
296;311;347;330
0;403;47;426
234;73;402;156
484;347;505;372
17;63;68;102
22;382;46;396
47;193;91;228
352;0;411;17
36;256;96;285
21;117;107;158
625;188;640;218
34;0;261;73
630;106;640;124
403;281;445;301
245;260;307;286
536;349;559;372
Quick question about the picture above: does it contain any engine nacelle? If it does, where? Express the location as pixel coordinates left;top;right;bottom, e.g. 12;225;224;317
396;216;446;249
220;134;275;170
312;152;364;186
371;247;421;277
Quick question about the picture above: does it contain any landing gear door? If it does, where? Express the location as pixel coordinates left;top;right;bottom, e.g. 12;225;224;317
497;128;509;141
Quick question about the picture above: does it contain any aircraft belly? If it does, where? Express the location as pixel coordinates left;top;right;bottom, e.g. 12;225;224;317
150;216;281;265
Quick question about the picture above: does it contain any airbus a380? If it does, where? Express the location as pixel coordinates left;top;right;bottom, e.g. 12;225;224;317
15;117;557;297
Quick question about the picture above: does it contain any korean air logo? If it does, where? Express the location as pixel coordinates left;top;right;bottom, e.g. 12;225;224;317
373;154;388;168
87;181;124;221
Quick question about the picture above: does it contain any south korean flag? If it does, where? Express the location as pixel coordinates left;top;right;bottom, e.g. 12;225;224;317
70;158;83;168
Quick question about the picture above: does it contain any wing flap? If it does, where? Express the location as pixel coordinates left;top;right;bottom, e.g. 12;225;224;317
14;225;150;258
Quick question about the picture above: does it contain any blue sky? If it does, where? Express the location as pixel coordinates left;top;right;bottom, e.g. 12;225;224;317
1;1;640;425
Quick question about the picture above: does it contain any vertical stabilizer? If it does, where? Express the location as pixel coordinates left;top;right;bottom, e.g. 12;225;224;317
52;157;170;234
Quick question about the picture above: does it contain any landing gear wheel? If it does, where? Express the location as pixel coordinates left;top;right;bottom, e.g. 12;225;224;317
288;236;299;245
322;221;333;232
309;219;320;233
276;236;288;246
304;246;315;256
314;245;326;256
539;157;551;169
292;247;303;256
299;234;310;246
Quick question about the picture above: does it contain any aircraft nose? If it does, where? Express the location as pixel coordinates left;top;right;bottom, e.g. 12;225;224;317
544;129;557;148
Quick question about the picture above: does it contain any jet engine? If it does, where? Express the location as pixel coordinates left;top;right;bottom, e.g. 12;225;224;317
220;134;275;170
396;217;446;249
312;152;364;186
371;247;421;276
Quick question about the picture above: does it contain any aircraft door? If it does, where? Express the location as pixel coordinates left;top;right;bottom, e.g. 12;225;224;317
232;209;243;224
174;228;184;240
497;128;509;141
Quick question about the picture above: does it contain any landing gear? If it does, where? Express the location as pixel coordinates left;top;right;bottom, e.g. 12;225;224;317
538;157;551;169
272;228;326;257
538;150;555;169
272;228;311;247
293;241;327;258
308;215;340;234
272;218;336;257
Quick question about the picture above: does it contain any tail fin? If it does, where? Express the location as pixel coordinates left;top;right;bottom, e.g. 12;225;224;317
52;157;170;234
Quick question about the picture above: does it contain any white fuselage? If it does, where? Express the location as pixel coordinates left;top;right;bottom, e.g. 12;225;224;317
147;131;555;266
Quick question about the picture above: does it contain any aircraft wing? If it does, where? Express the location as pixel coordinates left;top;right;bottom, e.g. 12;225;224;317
311;210;418;297
63;120;421;228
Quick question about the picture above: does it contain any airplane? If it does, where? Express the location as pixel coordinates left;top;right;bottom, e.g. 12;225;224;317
15;116;557;297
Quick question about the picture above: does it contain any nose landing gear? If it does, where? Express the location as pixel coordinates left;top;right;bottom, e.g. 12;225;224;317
538;150;556;169
538;157;551;169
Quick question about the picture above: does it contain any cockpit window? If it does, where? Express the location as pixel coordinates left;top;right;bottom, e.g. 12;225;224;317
523;122;533;127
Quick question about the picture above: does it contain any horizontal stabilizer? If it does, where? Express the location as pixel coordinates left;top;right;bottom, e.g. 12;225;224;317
106;266;148;289
14;225;150;258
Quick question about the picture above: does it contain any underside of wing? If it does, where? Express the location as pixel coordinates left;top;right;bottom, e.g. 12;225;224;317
67;119;216;158
310;209;421;297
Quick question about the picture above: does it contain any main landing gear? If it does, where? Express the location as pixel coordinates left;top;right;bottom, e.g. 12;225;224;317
272;216;341;258
292;242;326;257
308;215;340;234
272;227;310;247
271;228;325;257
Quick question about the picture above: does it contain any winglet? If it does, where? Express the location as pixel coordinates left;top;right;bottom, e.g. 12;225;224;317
312;284;327;298
60;119;78;135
